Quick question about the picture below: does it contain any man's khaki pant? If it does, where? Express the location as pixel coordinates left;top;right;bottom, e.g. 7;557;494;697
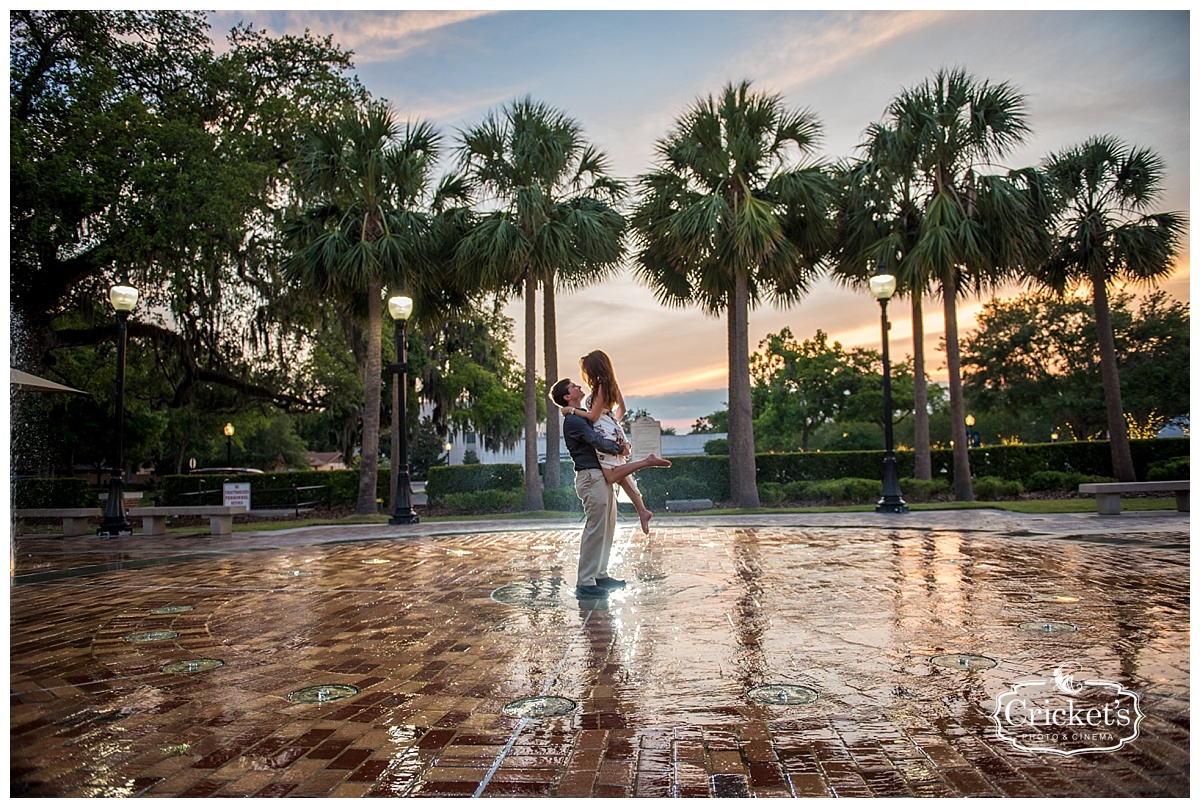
575;468;616;587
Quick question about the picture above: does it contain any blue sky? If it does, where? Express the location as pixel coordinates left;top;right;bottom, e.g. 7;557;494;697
207;8;1191;432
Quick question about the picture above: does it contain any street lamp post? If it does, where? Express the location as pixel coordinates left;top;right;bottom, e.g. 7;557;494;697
224;423;234;467
387;295;419;525
870;269;909;514
444;441;453;466
98;283;139;536
965;414;980;448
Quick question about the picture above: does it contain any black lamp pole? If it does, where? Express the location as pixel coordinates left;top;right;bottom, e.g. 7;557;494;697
388;295;419;525
224;423;234;467
871;267;909;514
98;284;138;536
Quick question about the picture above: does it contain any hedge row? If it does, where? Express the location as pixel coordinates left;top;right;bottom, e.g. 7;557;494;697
425;463;522;506
157;470;375;508
12;477;92;508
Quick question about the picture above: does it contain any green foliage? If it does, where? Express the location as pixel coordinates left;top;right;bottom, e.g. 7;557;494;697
757;482;787;506
1146;456;1189;481
408;417;449;481
899;478;951;502
809;421;884;452
13;477;92;508
426;463;522;505
691;411;728;434
440;489;522;513
962;290;1189;441
973;476;1024;500
633;456;731;509
462;449;480;465
14;10;366;409
1026;471;1115;491
704;439;729;455
750;328;915;452
542;487;583;513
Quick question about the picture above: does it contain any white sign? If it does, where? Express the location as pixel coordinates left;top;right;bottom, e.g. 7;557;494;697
223;482;251;510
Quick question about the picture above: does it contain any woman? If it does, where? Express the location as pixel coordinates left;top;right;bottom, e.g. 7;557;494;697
561;349;670;533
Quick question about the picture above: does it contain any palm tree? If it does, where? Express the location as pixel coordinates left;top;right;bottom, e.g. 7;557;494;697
1034;135;1185;481
456;97;625;510
285;103;443;514
631;80;834;508
843;68;1046;501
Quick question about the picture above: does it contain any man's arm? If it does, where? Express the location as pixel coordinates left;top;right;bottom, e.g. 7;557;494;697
564;414;627;457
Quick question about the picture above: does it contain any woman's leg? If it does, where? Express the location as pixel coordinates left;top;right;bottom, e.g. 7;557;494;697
600;454;671;486
601;455;671;534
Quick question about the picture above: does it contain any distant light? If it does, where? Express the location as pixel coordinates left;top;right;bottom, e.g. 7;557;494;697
224;423;234;437
869;274;897;301
109;284;139;312
388;295;414;321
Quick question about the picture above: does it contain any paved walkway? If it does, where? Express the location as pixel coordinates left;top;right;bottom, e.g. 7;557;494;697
9;509;1190;797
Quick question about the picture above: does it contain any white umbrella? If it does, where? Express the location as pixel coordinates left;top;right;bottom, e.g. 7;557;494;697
10;368;90;395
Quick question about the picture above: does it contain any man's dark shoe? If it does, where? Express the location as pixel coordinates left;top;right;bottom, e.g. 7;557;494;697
595;576;626;590
575;584;609;599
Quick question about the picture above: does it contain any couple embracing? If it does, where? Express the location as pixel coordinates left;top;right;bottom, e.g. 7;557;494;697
549;350;671;600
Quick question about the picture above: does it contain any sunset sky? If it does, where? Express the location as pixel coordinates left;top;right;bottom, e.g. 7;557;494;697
207;8;1191;432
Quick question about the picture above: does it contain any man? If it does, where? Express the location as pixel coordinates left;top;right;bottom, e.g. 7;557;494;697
551;377;629;599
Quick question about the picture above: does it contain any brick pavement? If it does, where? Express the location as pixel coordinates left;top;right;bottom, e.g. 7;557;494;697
9;511;1190;797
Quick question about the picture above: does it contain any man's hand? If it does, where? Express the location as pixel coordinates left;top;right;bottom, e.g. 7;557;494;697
619;443;631;457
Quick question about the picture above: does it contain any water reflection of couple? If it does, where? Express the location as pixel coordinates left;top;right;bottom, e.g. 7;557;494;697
550;350;671;600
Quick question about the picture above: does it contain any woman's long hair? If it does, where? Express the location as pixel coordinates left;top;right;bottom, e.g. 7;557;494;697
580;350;620;409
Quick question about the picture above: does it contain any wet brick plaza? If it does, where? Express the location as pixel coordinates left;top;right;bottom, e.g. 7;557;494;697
9;510;1190;797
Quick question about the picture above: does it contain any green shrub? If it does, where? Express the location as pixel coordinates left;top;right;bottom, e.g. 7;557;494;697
664;475;711;500
1147;455;1189;481
973;476;1023;499
782;480;816;501
805;478;879;503
13;477;92;508
426;463;522;505
757;482;787;506
899;478;950;502
704;438;729;455
440;488;522;513
542;487;582;512
1026;470;1073;491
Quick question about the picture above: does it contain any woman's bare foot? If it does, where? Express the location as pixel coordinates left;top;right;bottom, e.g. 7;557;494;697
639;509;653;534
646;453;671;468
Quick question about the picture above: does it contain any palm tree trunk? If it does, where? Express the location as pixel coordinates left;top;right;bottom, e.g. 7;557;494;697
942;273;973;502
357;280;384;515
727;271;759;508
543;276;561;490
523;270;544;510
911;293;932;480
1092;270;1136;481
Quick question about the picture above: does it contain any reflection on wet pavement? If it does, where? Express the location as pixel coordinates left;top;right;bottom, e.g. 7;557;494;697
10;519;1189;797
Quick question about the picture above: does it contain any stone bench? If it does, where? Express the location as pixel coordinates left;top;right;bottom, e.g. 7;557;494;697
1078;480;1189;515
665;498;714;513
13;508;103;537
127;505;247;536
